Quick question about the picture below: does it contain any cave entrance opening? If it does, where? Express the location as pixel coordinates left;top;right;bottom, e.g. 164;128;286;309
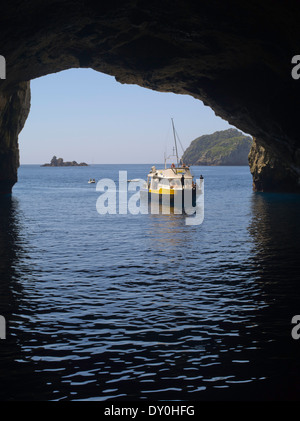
18;68;234;167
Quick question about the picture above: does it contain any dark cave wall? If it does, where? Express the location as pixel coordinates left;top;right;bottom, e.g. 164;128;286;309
249;137;300;193
0;83;30;194
1;0;300;192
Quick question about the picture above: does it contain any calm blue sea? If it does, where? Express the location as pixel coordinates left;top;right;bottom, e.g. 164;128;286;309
0;164;300;401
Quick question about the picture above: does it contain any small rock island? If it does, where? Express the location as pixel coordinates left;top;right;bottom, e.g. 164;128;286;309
41;156;88;167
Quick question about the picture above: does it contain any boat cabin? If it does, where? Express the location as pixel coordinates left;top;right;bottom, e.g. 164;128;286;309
147;165;194;192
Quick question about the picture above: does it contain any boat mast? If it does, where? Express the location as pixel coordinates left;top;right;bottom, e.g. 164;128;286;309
171;118;179;167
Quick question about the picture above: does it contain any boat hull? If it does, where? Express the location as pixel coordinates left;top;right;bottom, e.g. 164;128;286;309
140;188;199;211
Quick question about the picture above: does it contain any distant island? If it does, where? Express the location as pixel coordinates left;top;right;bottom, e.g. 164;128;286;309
182;128;252;166
41;156;88;167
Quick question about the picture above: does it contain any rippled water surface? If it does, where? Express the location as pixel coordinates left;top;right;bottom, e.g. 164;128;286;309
1;164;300;401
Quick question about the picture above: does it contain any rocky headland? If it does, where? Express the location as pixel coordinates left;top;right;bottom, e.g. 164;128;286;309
182;129;252;166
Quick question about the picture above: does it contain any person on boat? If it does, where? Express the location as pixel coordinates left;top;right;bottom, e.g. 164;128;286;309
200;174;204;179
171;163;175;169
181;174;184;188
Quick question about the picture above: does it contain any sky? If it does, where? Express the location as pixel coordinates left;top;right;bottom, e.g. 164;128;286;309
19;68;235;164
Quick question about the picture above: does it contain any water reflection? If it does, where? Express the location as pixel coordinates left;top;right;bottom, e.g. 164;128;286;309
0;197;23;319
245;192;300;399
249;192;300;311
0;197;33;399
1;185;300;400
0;198;58;400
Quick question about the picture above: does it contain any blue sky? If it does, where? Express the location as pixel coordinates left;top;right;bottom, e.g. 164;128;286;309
19;68;235;164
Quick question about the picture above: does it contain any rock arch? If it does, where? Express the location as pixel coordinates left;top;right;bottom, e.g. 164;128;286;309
1;0;300;193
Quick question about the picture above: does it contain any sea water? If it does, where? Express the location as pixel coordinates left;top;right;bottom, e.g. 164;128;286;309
0;164;300;400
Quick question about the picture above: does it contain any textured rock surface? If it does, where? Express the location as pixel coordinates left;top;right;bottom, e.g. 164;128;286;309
0;82;30;194
249;138;300;192
1;0;300;192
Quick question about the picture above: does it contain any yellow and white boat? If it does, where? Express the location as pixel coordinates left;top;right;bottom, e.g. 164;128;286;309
141;119;202;209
